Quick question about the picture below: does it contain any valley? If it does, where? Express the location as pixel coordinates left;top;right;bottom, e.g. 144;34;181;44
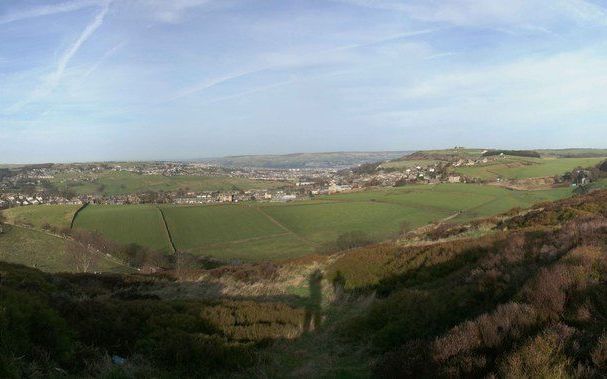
3;148;607;377
3;182;574;264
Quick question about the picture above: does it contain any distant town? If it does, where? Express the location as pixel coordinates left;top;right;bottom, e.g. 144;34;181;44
0;148;597;209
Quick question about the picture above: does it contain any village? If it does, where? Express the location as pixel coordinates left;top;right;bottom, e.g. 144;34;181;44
0;151;566;210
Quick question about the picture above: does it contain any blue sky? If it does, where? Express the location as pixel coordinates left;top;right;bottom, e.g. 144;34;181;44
2;0;607;162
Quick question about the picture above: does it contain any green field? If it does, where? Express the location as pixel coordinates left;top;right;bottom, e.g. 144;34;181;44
537;148;607;158
73;205;173;252
0;224;127;273
51;171;287;196
262;200;444;243
68;184;576;261
3;204;80;229
453;157;606;180
4;183;578;262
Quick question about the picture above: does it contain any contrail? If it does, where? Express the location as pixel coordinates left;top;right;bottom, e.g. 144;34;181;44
0;0;102;25
3;1;112;114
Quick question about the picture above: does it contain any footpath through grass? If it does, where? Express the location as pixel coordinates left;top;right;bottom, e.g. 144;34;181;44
0;224;128;273
78;184;576;261
5;183;577;262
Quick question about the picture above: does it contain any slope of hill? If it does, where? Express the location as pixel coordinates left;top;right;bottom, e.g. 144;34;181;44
395;148;607;162
312;189;607;377
5;189;607;377
0;224;129;273
2;205;80;230
538;148;607;158
5;184;573;264
452;156;607;181
200;151;411;169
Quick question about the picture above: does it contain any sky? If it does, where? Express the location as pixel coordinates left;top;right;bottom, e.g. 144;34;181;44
2;0;607;163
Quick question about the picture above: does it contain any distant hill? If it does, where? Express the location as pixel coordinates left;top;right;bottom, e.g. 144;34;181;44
393;148;486;162
393;148;607;162
197;151;411;169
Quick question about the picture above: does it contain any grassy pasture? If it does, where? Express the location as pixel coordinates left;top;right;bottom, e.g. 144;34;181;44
260;200;448;244
5;183;576;262
161;205;285;249
73;205;172;252
185;233;315;261
453;157;606;180
321;184;572;222
2;204;80;229
0;224;127;273
51;171;287;196
323;184;498;211
455;186;572;221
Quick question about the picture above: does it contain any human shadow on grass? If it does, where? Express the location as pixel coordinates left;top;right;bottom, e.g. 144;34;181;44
303;269;323;332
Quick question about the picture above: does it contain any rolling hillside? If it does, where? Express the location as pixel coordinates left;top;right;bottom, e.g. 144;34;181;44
2;204;80;230
5;189;607;377
4;183;575;263
0;224;128;273
452;156;606;180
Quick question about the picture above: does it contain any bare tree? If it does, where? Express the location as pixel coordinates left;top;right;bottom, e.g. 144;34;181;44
66;241;98;273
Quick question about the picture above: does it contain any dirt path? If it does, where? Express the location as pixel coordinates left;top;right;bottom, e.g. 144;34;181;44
5;223;134;271
440;212;462;223
254;207;320;248
183;232;293;252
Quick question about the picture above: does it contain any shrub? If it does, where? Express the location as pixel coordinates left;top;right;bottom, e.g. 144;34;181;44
499;325;574;378
201;301;305;341
482;150;541;158
0;289;74;377
592;332;607;369
372;340;434;378
433;303;538;364
137;331;254;375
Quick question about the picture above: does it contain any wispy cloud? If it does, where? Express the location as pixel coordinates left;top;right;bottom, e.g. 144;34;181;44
49;2;111;88
126;0;215;23
204;78;300;105
335;0;607;28
80;40;126;82
0;0;102;25
425;52;458;60
3;1;111;114
326;28;439;52
366;49;607;135
167;69;262;102
169;28;438;102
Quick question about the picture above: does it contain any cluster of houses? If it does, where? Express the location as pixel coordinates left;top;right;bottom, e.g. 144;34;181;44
342;150;520;187
452;157;491;168
0;153;515;211
346;163;463;187
173;189;307;205
0;194;83;208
